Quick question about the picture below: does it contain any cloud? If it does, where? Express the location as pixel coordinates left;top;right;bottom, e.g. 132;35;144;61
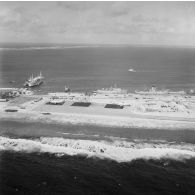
0;2;195;45
0;7;21;27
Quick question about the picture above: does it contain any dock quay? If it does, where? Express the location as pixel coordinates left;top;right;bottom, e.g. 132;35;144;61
1;87;195;123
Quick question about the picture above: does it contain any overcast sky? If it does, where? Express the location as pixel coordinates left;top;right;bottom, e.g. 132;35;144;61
0;1;195;46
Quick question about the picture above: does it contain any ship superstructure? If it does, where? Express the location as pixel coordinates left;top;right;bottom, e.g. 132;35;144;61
135;86;169;95
24;72;44;87
64;85;70;92
93;86;127;95
93;84;127;95
135;86;186;95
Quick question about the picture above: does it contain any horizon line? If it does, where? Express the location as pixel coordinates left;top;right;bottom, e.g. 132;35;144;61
0;42;195;49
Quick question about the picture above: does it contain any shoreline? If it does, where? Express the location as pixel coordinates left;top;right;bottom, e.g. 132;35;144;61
1;135;195;163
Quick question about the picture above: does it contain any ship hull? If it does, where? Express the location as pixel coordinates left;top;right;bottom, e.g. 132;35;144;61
24;80;43;87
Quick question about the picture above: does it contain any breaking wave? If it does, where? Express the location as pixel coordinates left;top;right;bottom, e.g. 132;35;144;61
0;136;195;162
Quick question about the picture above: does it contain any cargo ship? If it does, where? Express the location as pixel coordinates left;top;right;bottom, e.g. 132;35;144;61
24;72;44;87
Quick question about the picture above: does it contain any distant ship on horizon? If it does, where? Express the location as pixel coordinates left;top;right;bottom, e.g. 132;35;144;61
24;72;44;87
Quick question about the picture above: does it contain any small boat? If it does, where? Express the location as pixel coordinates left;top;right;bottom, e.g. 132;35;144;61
128;68;135;72
64;85;70;92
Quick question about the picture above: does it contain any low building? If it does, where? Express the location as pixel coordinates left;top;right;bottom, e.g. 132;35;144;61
71;102;91;107
104;104;124;109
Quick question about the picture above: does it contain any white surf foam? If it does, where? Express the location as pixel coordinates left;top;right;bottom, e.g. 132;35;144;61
0;136;195;162
57;132;100;138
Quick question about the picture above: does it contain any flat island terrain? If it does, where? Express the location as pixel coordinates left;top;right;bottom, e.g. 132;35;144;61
1;87;195;130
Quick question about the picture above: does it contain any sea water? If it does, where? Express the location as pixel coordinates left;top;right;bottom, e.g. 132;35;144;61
0;44;195;194
0;43;195;92
0;120;195;194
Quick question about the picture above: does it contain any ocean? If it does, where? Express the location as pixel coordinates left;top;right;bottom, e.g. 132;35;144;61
0;43;195;93
0;44;195;194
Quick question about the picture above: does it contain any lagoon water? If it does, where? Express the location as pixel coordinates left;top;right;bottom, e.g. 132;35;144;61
0;43;195;93
0;44;195;194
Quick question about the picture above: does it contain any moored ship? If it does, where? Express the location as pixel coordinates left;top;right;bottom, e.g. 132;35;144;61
93;86;127;95
135;86;186;95
135;86;169;95
24;72;44;87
